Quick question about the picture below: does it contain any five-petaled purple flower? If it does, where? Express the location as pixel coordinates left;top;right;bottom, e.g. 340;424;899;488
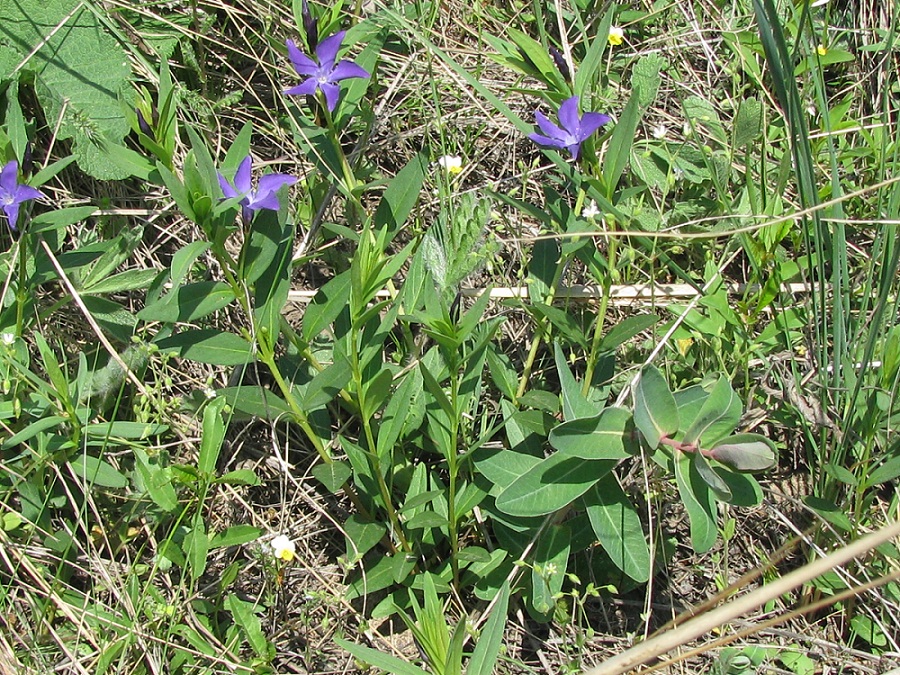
284;31;370;112
217;155;297;223
528;96;612;160
0;160;43;232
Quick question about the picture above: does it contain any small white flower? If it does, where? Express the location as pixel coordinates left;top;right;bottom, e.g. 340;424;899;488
582;200;600;220
682;121;693;137
608;26;625;46
202;386;217;400
270;534;296;562
651;124;668;140
436;155;464;175
0;333;14;346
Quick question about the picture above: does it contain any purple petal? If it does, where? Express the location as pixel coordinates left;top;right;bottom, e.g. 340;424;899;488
534;110;565;140
330;60;369;82
566;142;583;159
233;156;253;194
558;96;581;135
320;82;341;112
577;112;612;141
13;185;43;202
256;173;297;198
315;31;346;67
286;39;318;75
218;172;238;199
528;132;568;150
2;202;21;231
0;161;18;193
284;79;320;97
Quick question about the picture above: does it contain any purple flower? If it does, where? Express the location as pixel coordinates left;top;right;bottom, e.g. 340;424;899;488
284;31;370;112
528;96;612;159
217;155;297;223
0;160;43;232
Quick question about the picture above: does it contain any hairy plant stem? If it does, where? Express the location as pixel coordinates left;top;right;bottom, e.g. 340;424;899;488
582;224;618;396
447;358;461;589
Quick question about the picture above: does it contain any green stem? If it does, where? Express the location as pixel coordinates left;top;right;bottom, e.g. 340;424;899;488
448;359;460;589
582;226;618;395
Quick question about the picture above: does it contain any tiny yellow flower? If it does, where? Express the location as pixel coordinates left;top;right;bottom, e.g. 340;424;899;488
816;44;827;56
608;26;625;47
270;534;296;562
437;155;464;175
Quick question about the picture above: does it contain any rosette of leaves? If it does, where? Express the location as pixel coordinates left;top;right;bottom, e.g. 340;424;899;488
0;0;133;179
633;365;776;553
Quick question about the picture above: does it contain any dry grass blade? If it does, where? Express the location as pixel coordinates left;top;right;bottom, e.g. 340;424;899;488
583;518;900;675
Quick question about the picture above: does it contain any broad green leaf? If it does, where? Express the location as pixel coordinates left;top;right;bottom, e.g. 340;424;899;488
215;469;260;486
506;27;566;90
335;638;430;675
85;422;168;440
528;238;559;303
684;95;728;146
692;450;732;501
302;270;351;343
344;515;386;564
633;365;679;449
199;396;227;475
709;433;777;472
674;450;717;554
155;329;254;366
531;524;570;615
631;53;665;108
82;296;137;343
717;470;763;507
548;406;634;460
865;456;900;487
170;241;211;291
681;376;741;447
2;416;67;450
224;594;268;658
183;519;209;580
554;342;597;421
133;447;178;511
311;460;351;494
137;281;234;323
373;152;427;237
0;0;132;179
210;525;261;549
69;454;128;489
302;357;352;410
219;386;293;419
598;314;659;352
603;90;642;193
583;476;651;582
376;367;423;460
733;97;762;149
495;453;613;517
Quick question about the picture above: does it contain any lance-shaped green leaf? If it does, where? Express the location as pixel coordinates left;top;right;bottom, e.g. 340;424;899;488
582;476;650;582
494;454;614;517
554;342;597;421
548;406;635;460
155;329;253;366
681;375;741;447
633;365;678;448
674;450;717;554
530;524;570;615
709;433;777;472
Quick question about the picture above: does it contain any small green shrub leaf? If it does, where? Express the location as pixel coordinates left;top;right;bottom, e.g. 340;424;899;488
709;433;777;472
548;406;633;460
155;330;254;366
674;450;717;553
583;476;651;582
681;376;741;447
633;365;679;448
495;454;613;517
69;454;128;489
137;281;234;323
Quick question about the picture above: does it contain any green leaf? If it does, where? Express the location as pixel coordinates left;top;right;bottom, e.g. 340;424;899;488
631;53;665;108
215;469;260;486
548;406;634;460
583;476;651;582
311;460;351;494
0;0;132;179
225;594;269;658
183;519;209;580
85;422;168;440
554;342;597;421
373;152;427;237
684;95;728;146
69;454;128;489
530;524;570;615
82;269;159;296
692;450;732;500
709;433;777;472
335;638;430;675
137;281;234;323
344;515;386;564
633;365;679;449
376;367;424;460
219;386;293;419
603;90;642;193
133;447;178;511
467;581;510;675
302;270;351;343
210;525;261;549
199;396;227;475
681;376;741;447
302;357;352;410
674;450;717;553
733;97;762;149
495;453;613;517
155;329;254;366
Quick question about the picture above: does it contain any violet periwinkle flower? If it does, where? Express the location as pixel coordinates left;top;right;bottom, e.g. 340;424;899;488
528;96;612;160
284;31;370;112
0;160;43;232
217;155;297;223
